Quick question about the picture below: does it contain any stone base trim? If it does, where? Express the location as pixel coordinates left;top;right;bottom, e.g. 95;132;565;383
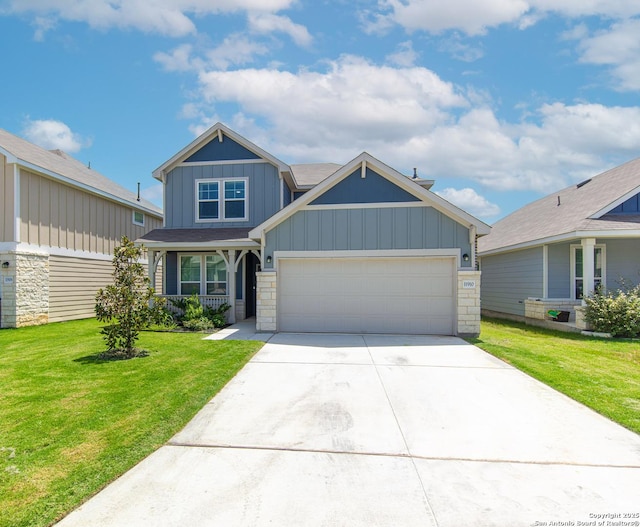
457;270;481;337
525;298;581;321
256;271;277;331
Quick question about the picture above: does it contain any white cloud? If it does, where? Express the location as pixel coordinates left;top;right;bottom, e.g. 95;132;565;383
22;119;89;153
575;18;640;91
4;0;298;37
248;13;312;47
386;41;419;67
435;187;501;218
141;183;164;206
372;0;640;36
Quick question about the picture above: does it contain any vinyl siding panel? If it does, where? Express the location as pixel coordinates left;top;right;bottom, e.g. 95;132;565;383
265;206;472;265
164;162;280;229
547;242;571;298
0;157;15;242
602;238;640;288
18;169;162;255
480;248;544;316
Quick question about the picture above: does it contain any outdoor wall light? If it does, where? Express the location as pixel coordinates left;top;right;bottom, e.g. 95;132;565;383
462;253;470;262
266;256;272;264
1;261;9;269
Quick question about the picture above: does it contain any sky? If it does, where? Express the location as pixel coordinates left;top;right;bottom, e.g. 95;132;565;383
1;1;639;222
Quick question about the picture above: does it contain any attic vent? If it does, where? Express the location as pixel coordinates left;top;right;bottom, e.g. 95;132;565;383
576;178;592;189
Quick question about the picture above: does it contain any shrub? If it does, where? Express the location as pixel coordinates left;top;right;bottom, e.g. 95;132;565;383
583;284;640;338
169;295;230;331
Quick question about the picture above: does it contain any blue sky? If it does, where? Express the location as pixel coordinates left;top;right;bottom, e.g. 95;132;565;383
1;1;639;222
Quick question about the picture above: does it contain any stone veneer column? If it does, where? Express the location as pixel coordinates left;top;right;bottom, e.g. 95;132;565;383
457;270;481;337
255;270;277;331
0;253;17;328
15;252;50;327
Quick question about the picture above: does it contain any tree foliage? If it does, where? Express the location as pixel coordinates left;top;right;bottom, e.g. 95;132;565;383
95;236;164;357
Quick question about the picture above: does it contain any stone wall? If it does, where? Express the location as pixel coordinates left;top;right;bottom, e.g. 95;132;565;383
457;270;481;337
256;271;277;331
0;253;17;328
15;252;49;327
524;298;581;321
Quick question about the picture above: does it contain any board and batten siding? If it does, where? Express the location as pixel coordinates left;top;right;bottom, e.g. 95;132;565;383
19;169;161;255
480;247;544;316
1;157;16;242
602;238;640;288
547;242;571;298
264;206;472;266
164;163;280;229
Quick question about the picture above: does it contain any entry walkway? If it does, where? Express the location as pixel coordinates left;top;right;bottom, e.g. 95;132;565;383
56;332;640;526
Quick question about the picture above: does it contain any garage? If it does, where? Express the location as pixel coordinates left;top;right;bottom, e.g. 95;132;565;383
277;257;455;335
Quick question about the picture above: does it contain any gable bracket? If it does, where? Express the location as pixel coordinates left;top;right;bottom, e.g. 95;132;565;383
218;129;223;142
361;161;366;179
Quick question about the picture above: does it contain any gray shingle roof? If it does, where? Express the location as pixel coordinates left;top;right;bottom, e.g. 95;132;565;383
289;163;342;187
0;128;162;216
138;228;252;244
478;157;640;254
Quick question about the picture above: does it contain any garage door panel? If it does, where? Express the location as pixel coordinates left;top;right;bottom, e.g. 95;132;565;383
278;257;455;335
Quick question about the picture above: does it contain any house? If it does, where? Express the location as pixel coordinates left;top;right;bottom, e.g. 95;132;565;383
0;129;163;328
138;123;490;336
478;157;640;328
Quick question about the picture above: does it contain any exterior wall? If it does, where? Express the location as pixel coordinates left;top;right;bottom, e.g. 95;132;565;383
610;193;640;213
480;247;544;316
457;270;481;337
264;206;472;268
524;298;581;320
602;238;640;289
547;242;571;298
48;255;114;323
14;252;49;327
256;271;277;331
19;169;161;255
1;158;16;242
0;252;16;328
165;163;280;229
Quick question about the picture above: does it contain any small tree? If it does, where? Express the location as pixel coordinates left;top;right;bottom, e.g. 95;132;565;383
95;236;160;358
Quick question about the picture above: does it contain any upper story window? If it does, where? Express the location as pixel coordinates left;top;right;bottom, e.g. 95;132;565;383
132;210;145;226
196;178;248;222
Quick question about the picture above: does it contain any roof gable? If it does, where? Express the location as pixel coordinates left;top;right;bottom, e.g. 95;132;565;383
153;122;289;181
249;152;490;239
309;166;420;205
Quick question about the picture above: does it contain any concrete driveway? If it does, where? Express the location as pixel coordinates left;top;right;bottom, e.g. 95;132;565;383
56;333;640;527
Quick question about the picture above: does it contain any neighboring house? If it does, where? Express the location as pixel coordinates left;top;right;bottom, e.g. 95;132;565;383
478;157;640;327
138;123;490;336
0;129;163;328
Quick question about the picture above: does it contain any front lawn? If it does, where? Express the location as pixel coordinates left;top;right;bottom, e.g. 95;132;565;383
469;318;640;435
0;319;263;527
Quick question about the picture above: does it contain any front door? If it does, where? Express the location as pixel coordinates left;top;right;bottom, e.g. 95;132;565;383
245;253;259;318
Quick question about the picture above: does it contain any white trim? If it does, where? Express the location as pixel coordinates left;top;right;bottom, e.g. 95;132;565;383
360;160;366;179
303;201;428;211
138;240;259;251
542;245;548;298
13;164;20;242
479;229;640;256
590;184;640;218
177;159;268;168
0;241;135;262
273;249;461;269
177;252;229;296
195;177;249;223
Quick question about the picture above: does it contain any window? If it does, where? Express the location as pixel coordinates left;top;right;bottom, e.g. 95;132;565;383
132;210;145;226
179;254;228;295
196;179;247;221
572;245;605;299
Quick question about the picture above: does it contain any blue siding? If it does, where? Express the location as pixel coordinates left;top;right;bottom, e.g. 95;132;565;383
185;135;260;162
165;162;280;228
264;206;471;268
603;238;640;289
610;193;640;213
480;248;544;316
310;167;419;205
547;242;571;298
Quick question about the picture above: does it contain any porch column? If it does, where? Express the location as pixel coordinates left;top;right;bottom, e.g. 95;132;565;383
581;237;596;304
148;250;156;291
227;250;236;324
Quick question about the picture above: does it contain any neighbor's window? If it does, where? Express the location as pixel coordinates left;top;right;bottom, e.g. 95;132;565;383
573;245;604;299
179;254;228;296
133;210;145;226
196;179;247;221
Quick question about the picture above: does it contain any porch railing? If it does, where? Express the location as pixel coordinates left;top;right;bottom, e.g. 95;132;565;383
159;295;230;316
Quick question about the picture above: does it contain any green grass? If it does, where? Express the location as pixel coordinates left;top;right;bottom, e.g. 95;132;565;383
0;319;263;527
468;318;640;435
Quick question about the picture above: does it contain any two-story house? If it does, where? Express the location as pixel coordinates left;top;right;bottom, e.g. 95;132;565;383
0;129;163;328
138;123;490;336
